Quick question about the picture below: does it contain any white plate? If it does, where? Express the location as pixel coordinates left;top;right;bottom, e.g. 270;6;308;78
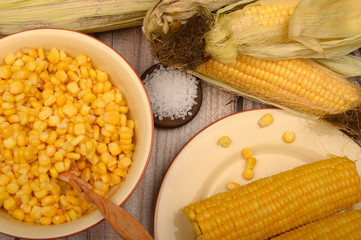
154;108;361;240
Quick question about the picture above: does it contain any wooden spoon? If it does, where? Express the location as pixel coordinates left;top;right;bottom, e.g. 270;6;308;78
58;165;153;240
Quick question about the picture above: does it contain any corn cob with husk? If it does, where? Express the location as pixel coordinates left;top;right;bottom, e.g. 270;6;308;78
0;0;157;37
205;0;361;63
271;210;361;240
183;156;361;240
143;0;361;137
144;0;361;69
194;54;361;135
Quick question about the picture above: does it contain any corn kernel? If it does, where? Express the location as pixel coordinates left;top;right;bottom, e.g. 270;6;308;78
12;208;25;221
38;107;53;120
73;123;86;136
283;131;295;143
39;216;53;225
54;162;66;173
66;195;81;206
34;189;48;199
67;71;79;82
44;95;57;107
10;80;25;94
0;65;12;79
63;102;77;117
103;111;120;125
41;205;57;217
67;82;80;95
4;196;17;211
103;81;112;92
3;137;16;149
102;92;115;104
246;157;257;170
66;152;80;160
119;106;128;114
5;53;16;65
47;48;60;64
96;70;108;82
82;92;96;104
218;136;231;147
53;215;66;225
258;113;273;127
226;182;241;191
119;156;132;168
242;147;254;159
243;168;255;180
108;142;121;155
7;181;19;194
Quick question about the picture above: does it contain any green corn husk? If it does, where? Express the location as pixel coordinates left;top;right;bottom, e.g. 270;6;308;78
0;0;157;36
206;0;361;62
144;0;361;68
315;54;361;78
289;0;361;55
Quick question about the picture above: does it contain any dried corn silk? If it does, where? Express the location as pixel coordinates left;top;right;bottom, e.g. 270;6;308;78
143;66;199;120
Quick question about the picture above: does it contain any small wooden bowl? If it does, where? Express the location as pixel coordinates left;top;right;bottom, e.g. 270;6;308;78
141;64;203;128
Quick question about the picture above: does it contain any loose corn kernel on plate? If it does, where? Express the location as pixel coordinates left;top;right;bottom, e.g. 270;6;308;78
0;29;153;239
154;108;361;240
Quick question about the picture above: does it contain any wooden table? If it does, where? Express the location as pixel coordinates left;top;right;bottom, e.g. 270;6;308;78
1;27;358;240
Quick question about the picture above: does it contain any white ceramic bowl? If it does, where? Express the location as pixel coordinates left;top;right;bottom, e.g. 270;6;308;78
0;29;154;239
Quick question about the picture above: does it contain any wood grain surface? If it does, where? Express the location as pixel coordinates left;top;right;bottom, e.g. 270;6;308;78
1;26;358;240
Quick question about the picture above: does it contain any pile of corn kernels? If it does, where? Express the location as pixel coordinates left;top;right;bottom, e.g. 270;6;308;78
0;47;135;225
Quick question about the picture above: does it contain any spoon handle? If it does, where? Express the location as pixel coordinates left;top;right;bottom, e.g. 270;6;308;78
84;190;153;240
59;168;153;240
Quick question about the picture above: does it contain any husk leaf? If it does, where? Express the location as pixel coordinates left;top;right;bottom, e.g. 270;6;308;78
205;0;361;62
289;0;361;54
315;54;361;78
0;0;156;36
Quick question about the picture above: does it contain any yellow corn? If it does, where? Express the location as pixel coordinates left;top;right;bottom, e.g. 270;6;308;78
272;210;361;240
0;47;136;226
226;182;240;191
12;208;25;221
242;167;254;180
204;0;301;63
218;136;231;147
283;131;295;143
258;113;274;128
183;156;361;240
241;147;253;159
245;157;257;170
196;54;361;117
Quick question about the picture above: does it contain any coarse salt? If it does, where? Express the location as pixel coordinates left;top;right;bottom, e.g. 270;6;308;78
143;65;199;120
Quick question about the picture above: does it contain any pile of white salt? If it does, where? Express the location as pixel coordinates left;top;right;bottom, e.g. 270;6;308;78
143;66;199;121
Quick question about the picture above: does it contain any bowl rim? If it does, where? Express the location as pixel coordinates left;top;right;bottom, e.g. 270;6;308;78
0;28;154;239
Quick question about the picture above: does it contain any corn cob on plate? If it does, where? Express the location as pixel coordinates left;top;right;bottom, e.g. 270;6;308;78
153;108;361;240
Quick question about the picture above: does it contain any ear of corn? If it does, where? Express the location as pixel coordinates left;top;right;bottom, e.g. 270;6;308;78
144;0;361;69
194;54;361;135
0;0;157;36
205;0;361;62
271;210;361;240
183;156;361;240
205;0;301;63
